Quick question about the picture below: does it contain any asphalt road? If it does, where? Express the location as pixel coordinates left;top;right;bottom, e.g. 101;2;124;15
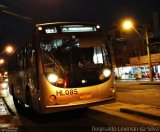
3;105;149;132
116;81;160;107
1;80;160;132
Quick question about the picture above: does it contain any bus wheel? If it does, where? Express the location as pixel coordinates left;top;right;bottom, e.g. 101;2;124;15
25;86;32;108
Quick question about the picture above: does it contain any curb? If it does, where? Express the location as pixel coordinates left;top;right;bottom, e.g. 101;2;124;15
2;97;16;116
0;98;12;123
139;83;160;85
120;108;160;121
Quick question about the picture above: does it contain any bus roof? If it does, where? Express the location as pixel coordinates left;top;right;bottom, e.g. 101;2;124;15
36;22;99;27
36;22;101;34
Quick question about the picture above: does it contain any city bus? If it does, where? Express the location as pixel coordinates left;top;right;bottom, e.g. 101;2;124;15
8;22;116;114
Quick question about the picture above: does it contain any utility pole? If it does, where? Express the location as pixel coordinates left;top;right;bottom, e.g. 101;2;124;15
145;25;153;81
122;20;153;81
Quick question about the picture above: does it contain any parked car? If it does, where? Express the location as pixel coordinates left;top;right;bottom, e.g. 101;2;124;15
0;77;9;97
0;77;8;90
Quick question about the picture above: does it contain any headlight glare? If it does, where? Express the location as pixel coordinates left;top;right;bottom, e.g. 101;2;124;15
47;74;58;83
103;69;111;77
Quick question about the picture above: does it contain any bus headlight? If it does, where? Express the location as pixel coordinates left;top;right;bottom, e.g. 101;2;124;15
47;74;58;83
46;73;66;87
103;69;111;78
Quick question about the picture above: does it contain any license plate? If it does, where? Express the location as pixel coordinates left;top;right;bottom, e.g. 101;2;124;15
79;93;92;100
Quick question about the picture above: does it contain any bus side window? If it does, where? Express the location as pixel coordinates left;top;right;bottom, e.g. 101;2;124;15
24;47;27;69
16;55;19;71
31;50;35;67
18;49;25;71
19;55;23;70
25;43;32;69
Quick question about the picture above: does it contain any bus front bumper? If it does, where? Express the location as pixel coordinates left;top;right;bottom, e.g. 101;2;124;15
42;97;116;114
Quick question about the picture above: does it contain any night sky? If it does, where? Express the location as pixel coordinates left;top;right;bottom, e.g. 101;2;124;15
0;0;160;50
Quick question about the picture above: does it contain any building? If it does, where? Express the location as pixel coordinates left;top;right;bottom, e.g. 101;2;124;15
107;12;160;79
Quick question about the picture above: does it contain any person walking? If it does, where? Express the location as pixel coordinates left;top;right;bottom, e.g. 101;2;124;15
152;70;157;80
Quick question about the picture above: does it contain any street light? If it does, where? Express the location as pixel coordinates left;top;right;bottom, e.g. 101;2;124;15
0;58;5;65
0;45;14;55
0;45;14;67
122;20;133;30
5;45;13;54
122;19;153;81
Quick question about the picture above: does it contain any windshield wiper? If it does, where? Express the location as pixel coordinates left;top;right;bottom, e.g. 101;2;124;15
43;50;66;74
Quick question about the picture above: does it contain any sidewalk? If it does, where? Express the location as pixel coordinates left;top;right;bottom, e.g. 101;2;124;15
115;79;160;122
120;104;160;121
92;102;160;126
116;78;160;85
0;98;10;116
1;95;17;116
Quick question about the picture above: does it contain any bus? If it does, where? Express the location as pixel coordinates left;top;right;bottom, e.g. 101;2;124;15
8;22;116;114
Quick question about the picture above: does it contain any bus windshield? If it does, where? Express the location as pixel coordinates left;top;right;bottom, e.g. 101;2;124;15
40;34;112;87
